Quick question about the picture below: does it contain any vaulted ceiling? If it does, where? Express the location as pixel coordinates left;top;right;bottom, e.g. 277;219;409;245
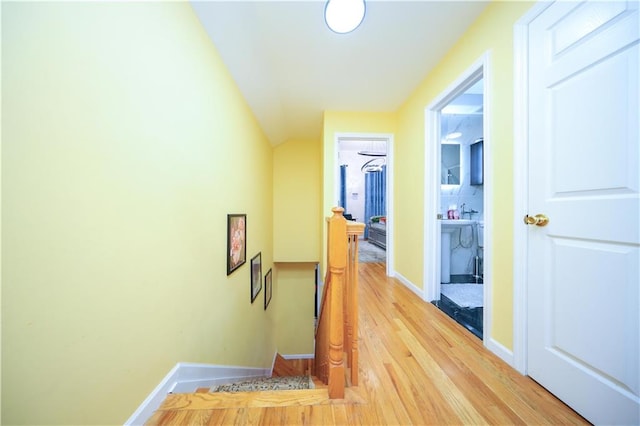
191;1;489;145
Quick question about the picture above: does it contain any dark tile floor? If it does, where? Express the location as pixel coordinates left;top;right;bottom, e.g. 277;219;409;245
432;274;483;340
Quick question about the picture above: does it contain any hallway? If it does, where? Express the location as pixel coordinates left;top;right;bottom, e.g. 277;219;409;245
148;262;586;425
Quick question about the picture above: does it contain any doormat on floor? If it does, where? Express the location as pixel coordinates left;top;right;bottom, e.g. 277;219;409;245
210;375;313;393
441;284;483;308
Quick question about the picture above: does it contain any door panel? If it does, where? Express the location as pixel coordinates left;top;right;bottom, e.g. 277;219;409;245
552;240;638;394
551;2;627;54
551;49;638;195
527;1;639;424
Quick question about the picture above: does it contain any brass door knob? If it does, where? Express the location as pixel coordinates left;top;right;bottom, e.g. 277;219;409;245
524;214;549;227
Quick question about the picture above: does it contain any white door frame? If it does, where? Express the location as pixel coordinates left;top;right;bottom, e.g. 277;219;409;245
512;1;554;375
423;53;493;345
334;133;395;276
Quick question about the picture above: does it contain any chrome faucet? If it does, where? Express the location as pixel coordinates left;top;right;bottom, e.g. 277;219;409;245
460;203;478;219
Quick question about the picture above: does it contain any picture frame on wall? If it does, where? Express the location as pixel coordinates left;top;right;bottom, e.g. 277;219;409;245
227;214;246;275
250;252;262;303
264;268;272;310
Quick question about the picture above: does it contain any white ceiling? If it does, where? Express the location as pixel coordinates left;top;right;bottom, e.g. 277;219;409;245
190;1;489;145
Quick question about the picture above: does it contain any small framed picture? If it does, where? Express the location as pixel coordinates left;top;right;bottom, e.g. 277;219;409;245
250;252;262;303
227;214;246;275
264;268;272;310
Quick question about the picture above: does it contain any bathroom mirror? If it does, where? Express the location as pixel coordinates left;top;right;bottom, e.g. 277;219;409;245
441;143;460;185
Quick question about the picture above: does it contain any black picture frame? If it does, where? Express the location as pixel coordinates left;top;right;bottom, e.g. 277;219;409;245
227;214;246;275
264;268;272;310
250;252;262;303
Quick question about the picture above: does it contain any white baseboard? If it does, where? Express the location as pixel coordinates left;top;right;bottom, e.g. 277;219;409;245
391;270;424;299
391;270;517;371
270;351;278;376
124;362;269;426
485;337;515;368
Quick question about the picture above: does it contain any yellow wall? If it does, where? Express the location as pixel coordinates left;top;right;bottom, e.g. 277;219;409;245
272;138;319;355
394;1;534;348
273;263;316;355
321;111;396;268
2;2;275;424
273;139;321;262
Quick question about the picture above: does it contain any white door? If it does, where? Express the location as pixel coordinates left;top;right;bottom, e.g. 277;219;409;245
527;1;639;424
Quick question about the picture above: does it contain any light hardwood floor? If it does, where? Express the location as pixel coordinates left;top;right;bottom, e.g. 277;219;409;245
147;262;588;425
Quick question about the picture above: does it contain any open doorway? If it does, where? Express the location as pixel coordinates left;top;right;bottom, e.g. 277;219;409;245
436;80;485;339
424;55;490;341
336;135;394;273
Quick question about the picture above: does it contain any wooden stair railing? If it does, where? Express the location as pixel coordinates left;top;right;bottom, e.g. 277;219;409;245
314;207;365;398
345;218;365;386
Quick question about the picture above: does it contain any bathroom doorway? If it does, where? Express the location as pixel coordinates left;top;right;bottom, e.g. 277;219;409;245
423;55;490;341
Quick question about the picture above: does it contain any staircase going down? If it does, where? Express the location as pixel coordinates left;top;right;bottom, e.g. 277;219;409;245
145;209;366;425
145;355;365;424
203;354;316;393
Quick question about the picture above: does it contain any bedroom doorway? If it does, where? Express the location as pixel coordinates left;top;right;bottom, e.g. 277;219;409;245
423;55;491;342
335;134;394;274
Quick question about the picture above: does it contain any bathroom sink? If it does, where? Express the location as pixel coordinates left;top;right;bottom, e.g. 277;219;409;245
440;219;476;283
441;219;476;231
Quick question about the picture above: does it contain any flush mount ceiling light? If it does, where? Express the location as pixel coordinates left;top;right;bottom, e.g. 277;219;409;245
446;131;462;139
324;0;366;34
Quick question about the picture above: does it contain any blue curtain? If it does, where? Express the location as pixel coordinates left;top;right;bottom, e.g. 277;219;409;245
339;165;347;210
364;165;386;238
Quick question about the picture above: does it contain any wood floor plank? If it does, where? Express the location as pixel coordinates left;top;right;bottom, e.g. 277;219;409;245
143;410;165;425
159;389;331;411
204;408;233;426
282;405;307;425
148;262;588;425
330;404;348;425
396;317;518;424
411;314;574;424
150;409;213;426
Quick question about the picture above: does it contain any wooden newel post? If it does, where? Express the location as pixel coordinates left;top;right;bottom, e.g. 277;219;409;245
327;207;346;399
